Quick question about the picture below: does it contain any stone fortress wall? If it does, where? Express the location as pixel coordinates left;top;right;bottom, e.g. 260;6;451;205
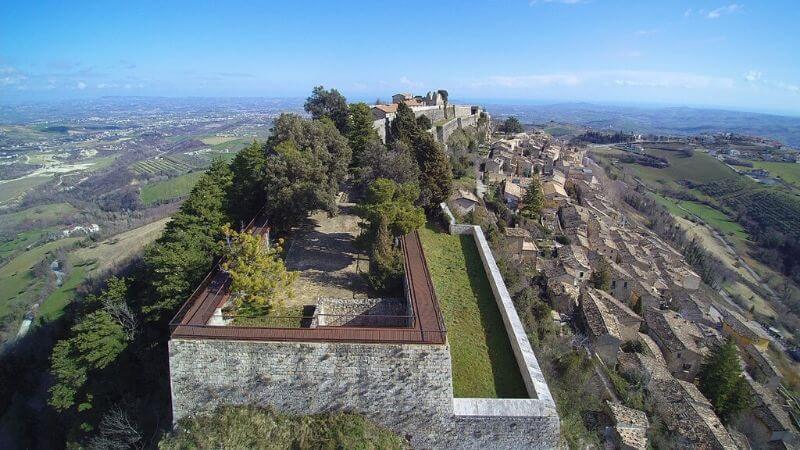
167;140;560;449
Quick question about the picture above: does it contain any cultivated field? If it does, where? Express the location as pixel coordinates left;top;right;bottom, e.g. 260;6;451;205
140;171;205;205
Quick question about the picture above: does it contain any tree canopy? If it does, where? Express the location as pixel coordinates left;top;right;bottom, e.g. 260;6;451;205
347;102;379;168
519;177;544;219
499;116;524;133
221;225;296;314
698;339;752;423
304;85;349;134
357;178;425;238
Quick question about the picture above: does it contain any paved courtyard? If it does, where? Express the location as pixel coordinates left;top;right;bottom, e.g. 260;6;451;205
284;204;371;308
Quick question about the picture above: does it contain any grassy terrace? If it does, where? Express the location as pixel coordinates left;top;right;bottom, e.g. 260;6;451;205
418;225;527;398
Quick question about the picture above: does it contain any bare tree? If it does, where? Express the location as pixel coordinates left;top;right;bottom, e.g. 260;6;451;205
88;406;142;450
103;298;139;340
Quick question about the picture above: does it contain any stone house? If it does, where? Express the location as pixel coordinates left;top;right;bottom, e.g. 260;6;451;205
450;189;480;216
502;180;525;209
720;308;771;350
372;103;398;120
484;157;504;175
647;374;738;449
579;288;641;366
734;377;798;448
546;279;580;314
504;227;538;264
605;401;649;450
392;93;412;103
646;308;710;381
743;343;783;391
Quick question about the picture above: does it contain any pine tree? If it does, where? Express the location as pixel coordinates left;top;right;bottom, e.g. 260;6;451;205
221;224;297;313
367;217;403;293
228;141;267;223
591;257;612;291
347;102;379;168
698;339;752;423
389;102;420;146
415;133;452;210
520;177;544;219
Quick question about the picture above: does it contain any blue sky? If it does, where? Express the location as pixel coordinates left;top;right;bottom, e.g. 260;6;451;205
1;0;799;114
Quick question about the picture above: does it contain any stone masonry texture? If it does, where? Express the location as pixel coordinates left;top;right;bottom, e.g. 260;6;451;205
169;338;561;448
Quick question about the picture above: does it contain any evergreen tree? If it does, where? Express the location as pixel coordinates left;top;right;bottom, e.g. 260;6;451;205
221;225;297;314
304;85;349;133
389;102;420;145
415;133;452;210
499;116;524;133
347;102;379;168
591;257;612;291
416;114;432;130
356;178;425;238
698;339;752;423
143;159;233;317
520;177;544;219
228;141;267;223
367;216;404;293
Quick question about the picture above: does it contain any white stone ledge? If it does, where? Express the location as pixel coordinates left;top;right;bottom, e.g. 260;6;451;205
439;203;558;418
453;398;558;418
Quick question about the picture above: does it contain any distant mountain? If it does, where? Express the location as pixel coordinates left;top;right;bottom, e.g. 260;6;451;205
485;102;800;147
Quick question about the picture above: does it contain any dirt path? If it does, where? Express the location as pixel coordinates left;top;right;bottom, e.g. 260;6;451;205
284;205;370;307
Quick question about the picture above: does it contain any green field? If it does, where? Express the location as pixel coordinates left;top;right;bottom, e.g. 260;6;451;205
419;225;527;398
140;171;205;205
751;161;800;190
0;202;77;229
0;237;81;319
652;194;749;239
0;175;51;205
39;265;87;321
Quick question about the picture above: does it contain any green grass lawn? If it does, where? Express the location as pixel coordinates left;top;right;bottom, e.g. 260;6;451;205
751;161;800;190
418;225;527;398
140;171;205;205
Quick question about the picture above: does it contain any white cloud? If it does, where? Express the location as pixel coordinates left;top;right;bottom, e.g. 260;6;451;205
399;76;423;88
485;73;584;88
482;71;735;90
76;81;86;90
684;9;693;17
0;66;27;87
743;70;762;82
707;4;742;19
635;29;657;36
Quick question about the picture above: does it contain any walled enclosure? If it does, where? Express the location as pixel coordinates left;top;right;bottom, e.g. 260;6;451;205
168;207;560;449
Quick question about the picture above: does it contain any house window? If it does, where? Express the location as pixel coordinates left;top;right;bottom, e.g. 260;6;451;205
623;281;628;288
579;271;584;278
611;280;616;288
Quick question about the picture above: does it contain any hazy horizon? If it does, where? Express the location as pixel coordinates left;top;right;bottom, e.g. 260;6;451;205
2;1;798;114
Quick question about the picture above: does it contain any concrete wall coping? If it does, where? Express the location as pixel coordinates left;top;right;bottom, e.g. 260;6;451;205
439;203;558;419
453;398;557;418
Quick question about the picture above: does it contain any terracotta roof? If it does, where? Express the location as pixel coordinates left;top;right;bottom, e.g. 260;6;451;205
373;104;398;113
453;189;479;204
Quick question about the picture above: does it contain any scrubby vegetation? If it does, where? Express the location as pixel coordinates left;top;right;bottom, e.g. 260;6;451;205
160;406;409;450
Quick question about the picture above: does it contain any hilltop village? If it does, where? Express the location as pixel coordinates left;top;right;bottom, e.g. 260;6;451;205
162;90;800;448
462;127;799;448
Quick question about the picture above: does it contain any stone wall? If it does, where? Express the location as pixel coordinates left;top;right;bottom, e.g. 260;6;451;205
170;339;456;447
315;297;410;327
169;337;560;448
